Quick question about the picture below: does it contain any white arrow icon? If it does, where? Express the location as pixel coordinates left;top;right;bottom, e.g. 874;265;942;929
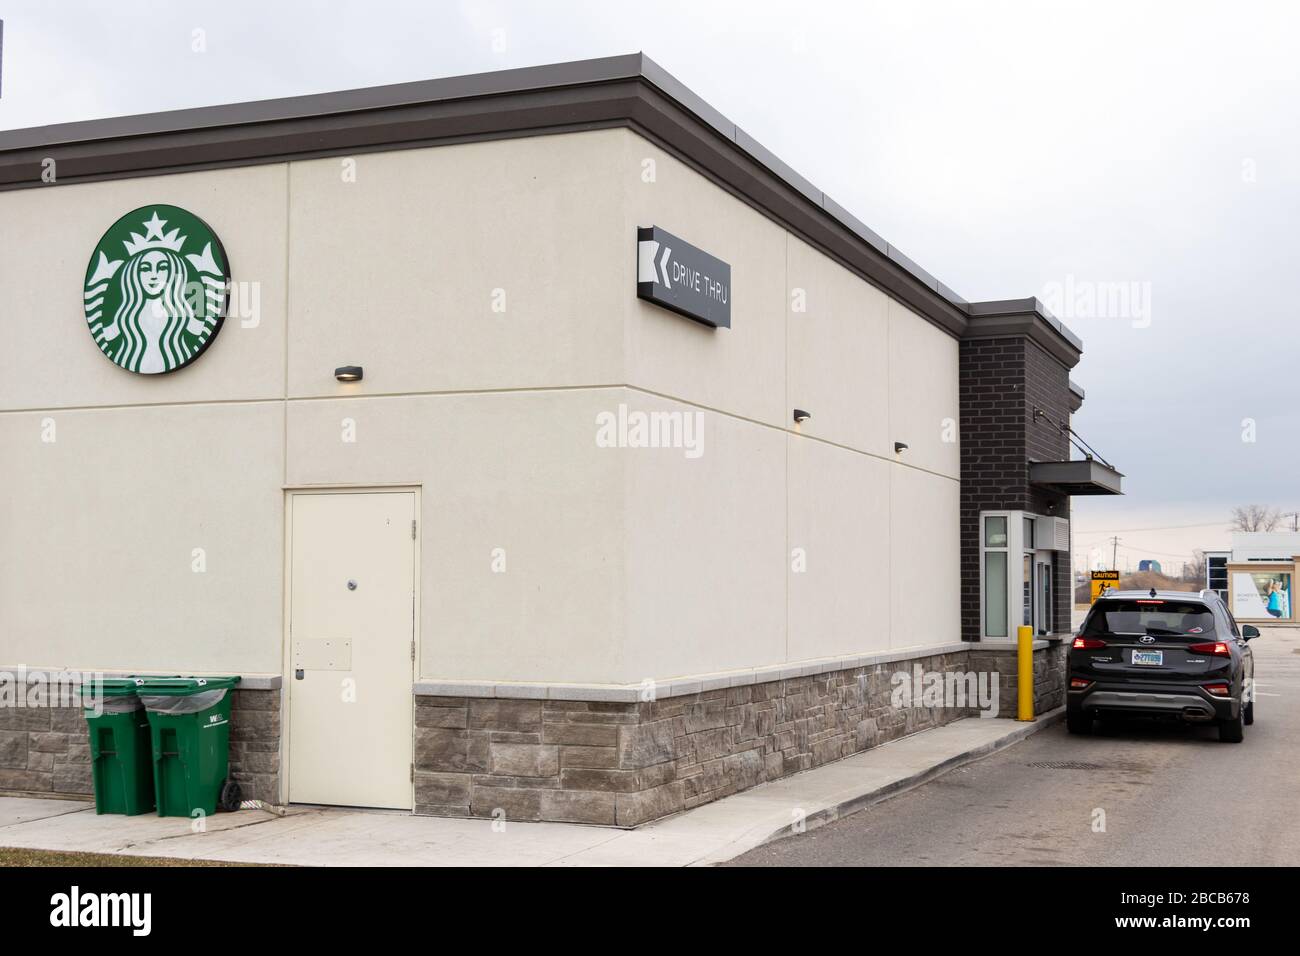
637;239;673;287
638;240;658;283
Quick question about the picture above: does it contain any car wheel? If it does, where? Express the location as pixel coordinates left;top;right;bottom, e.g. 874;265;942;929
1244;699;1255;726
1219;707;1245;743
1066;711;1093;735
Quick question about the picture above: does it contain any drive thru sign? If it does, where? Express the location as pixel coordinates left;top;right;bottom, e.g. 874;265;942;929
636;226;731;329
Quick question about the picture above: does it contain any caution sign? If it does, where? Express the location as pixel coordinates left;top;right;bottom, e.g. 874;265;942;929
1090;570;1120;603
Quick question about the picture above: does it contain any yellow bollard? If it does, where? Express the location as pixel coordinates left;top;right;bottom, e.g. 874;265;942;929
1017;625;1034;721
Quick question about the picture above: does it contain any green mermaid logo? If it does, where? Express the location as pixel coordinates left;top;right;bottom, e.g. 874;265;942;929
83;205;230;374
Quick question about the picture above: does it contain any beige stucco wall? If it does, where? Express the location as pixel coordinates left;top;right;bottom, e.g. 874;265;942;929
621;398;786;681
0;402;286;673
0;162;290;674
285;134;626;398
0;164;288;411
787;437;893;660
285;389;626;684
617;131;961;677
0;134;632;680
1;125;961;685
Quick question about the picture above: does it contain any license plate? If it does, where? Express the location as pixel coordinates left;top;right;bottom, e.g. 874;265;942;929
1131;650;1163;666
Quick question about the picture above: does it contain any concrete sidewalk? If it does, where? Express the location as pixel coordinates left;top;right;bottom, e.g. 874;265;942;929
0;710;1061;866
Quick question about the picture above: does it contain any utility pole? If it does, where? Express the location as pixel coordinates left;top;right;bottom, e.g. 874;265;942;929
1111;536;1120;570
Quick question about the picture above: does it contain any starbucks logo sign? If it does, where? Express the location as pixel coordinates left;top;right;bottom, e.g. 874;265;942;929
83;205;229;374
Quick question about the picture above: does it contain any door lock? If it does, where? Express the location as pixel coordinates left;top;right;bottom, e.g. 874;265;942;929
295;668;305;680
347;579;358;591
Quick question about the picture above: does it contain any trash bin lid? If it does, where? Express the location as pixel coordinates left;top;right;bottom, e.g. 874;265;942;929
129;675;241;696
80;677;141;700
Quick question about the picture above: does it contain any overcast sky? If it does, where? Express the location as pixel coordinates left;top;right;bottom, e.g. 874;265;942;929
3;0;1297;570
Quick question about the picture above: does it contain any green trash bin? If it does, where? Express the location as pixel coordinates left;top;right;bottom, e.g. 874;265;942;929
82;678;155;816
136;676;242;818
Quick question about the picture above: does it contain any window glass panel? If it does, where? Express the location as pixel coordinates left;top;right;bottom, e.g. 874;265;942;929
1024;517;1034;549
984;516;1007;548
985;552;1008;636
1208;556;1228;590
1082;600;1218;639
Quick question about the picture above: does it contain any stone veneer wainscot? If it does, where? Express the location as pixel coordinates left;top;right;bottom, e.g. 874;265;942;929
1;648;1062;824
412;644;1063;827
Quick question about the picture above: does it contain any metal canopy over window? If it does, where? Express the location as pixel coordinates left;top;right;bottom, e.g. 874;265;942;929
1028;459;1124;496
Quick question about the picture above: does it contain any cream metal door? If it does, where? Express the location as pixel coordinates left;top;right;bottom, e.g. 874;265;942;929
288;491;415;809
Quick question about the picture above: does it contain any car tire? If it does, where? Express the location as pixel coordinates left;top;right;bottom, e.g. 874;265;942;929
1244;699;1255;726
1066;711;1093;735
1219;707;1245;743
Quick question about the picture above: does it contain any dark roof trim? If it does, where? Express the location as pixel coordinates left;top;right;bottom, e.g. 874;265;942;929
1068;379;1086;412
0;53;1077;351
1;54;657;149
963;297;1083;368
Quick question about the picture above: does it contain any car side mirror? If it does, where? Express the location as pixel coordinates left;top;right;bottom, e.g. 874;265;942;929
1241;625;1260;640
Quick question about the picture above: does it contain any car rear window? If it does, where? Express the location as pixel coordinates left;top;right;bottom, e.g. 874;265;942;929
1082;599;1217;639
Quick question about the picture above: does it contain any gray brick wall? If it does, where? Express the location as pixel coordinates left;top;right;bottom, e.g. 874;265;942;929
959;336;1073;640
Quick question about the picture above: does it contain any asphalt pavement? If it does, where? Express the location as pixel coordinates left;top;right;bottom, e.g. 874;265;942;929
730;625;1300;866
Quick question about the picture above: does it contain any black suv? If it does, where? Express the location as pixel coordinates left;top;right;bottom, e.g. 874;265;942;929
1067;589;1258;742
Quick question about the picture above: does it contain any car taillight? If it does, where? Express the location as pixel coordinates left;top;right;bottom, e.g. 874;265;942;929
1204;682;1231;697
1073;636;1106;649
1069;677;1092;689
1189;641;1231;657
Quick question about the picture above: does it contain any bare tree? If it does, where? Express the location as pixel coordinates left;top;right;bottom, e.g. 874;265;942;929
1230;504;1281;533
1184;549;1207;583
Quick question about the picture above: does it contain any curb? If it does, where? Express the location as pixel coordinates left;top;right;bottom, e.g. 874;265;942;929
695;708;1065;865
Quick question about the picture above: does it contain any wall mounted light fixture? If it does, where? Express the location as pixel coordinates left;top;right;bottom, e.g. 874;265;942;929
894;441;909;453
792;409;811;424
334;366;363;382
